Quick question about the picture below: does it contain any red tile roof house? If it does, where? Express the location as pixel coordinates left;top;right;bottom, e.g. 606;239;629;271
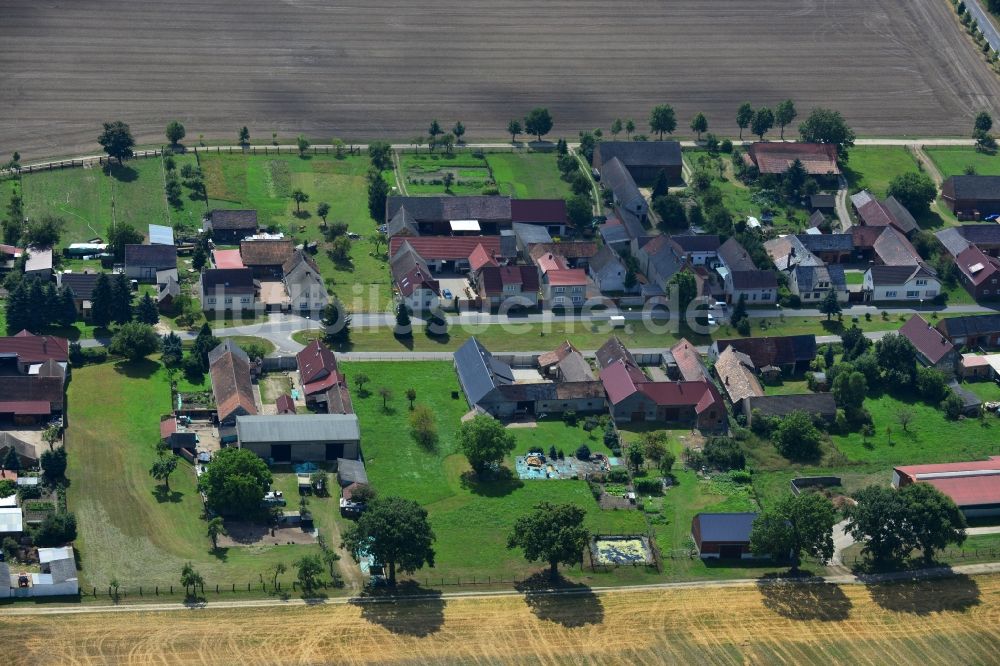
744;143;841;180
0;332;69;425
474;264;540;311
275;394;297;415
296;340;354;414
899;314;959;375
389;236;503;273
542;268;590;310
954;244;1000;301
208;341;258;427
599;359;725;430
893;457;1000;518
390;242;441;314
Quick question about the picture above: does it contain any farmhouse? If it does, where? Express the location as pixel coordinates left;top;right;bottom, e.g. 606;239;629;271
541;267;589;310
454;338;605;417
893;457;1000;518
0;546;78;598
599;357;725;429
124;244;177;282
200;268;257;312
592;140;683;183
863;265;940;303
56;271;103;321
599;157;648;222
296;340;353;414
954;245;1000;301
790;264;848;304
709;335;816;375
474;264;540;310
936;224;1000;258
744;143;840;177
0;332;69;423
239;239;294;278
235;414;360;463
390;242;440;313
283;250;328;313
157;275;181;312
743;393;837;427
670;234;721;266
716;237;776;304
850;190;918;236
691;512;759;559
207;209;259;243
588;246;629;293
797;233;853;264
941;176;1000;219
662;338;710;382
634;236;684;290
537;341;595;382
208;340;257;427
936;314;1000;349
899;314;958;374
713;346;764;407
510;199;568;236
24;246;53;279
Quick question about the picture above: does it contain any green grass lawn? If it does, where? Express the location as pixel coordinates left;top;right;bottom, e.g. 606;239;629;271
832;392;1000;465
843;147;921;198
19;161;170;246
844;271;864;286
341;361;647;582
399;151;493;195
960;379;1000;402
66;360;324;589
925;146;1000;178
486;152;573;199
197;153;391;309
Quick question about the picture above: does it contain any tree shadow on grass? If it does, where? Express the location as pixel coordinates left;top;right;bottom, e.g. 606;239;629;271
460;468;523;497
151;486;183;504
514;572;604;628
210;547;229;562
866;572;980;615
114;358;161;379
106;163;138;182
351;582;445;637
756;572;852;621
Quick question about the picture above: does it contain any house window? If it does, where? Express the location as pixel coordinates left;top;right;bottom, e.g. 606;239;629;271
240;297;250;304
992;279;998;285
300;302;309;310
554;286;565;293
813;292;821;299
916;279;927;286
906;290;918;298
207;297;216;305
752;293;757;301
224;297;233;305
885;290;897;298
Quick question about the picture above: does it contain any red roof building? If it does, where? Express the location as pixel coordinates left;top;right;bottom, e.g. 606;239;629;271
899;314;957;369
468;244;498;272
212;249;245;269
388;236;502;261
745;142;841;176
893;457;1000;517
295;340;353;414
0;332;69;366
275;394;297;415
545;268;588;287
510;199;568;229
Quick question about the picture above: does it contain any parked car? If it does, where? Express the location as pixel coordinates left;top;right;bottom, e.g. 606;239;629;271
442;288;453;300
262;490;286;506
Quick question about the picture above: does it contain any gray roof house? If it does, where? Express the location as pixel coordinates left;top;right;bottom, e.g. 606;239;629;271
593;141;683;184
600;157;648;220
207;210;259;243
235;414;361;463
453;337;514;411
790;264;848;303
125;244;177;281
588;245;629;293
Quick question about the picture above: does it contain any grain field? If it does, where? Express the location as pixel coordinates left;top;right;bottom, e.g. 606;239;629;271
1;0;999;160
3;574;1000;664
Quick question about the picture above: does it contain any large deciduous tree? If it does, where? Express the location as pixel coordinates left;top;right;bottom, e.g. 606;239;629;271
775;100;797;140
98;121;136;163
772;410;822;461
901;482;967;565
887;172;936;215
110;322;160;361
751;107;774;141
690;113;708;141
649;104;677;140
750;492;836;572
165;121;186;146
457;415;516;477
736;102;753;140
524;108;553;142
342;496;436;586
197;448;272;518
798;107;856;159
507;502;590;580
846;485;914;568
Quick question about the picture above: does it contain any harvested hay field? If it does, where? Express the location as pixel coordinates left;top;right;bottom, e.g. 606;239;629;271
3;0;1000;160
4;574;1000;664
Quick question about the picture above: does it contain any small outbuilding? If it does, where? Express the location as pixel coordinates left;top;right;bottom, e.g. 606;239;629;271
337;458;369;487
691;512;758;559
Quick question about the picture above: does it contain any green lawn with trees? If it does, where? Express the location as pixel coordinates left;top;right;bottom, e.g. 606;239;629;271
341;361;647;582
843;147;922;198
15;160;170;247
485;152;574;200
925;146;1000;177
66;359;323;589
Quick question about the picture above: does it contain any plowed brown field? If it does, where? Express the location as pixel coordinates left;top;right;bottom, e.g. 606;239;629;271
2;0;999;160
4;574;1000;664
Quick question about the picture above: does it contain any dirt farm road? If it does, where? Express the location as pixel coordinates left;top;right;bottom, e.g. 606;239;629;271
2;569;999;664
2;0;998;161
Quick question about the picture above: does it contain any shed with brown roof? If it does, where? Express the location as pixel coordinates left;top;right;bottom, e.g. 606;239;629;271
209;341;257;426
240;240;294;278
